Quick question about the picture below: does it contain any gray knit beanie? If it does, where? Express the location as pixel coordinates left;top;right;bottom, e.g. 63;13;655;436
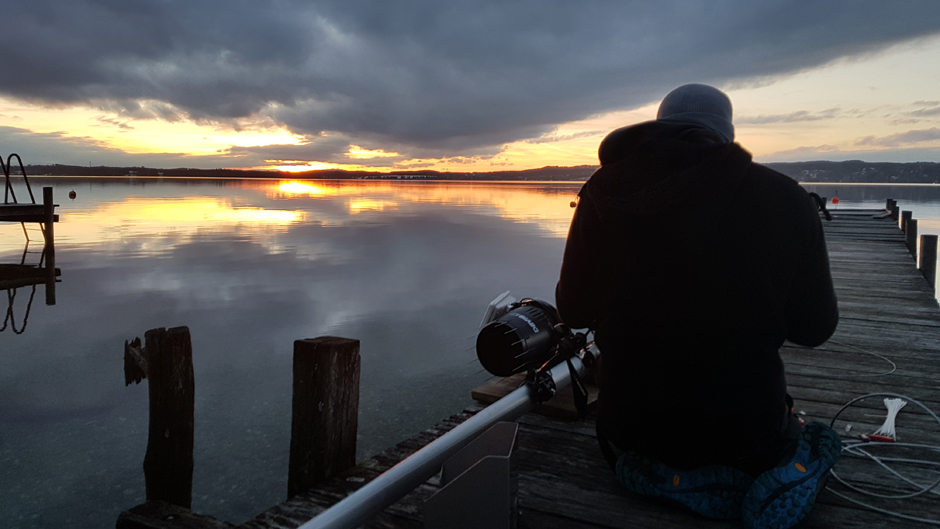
656;83;734;142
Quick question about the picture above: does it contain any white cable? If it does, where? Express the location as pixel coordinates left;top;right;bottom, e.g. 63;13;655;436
826;392;940;525
821;340;898;376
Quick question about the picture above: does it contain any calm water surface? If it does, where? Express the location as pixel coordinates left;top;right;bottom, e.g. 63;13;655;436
2;178;940;527
0;177;579;527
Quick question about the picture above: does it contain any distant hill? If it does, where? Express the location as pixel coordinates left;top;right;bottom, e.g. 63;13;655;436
764;160;940;184
20;163;599;181
18;160;940;183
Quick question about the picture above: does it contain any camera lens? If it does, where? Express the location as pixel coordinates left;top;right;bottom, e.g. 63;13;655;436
476;300;560;376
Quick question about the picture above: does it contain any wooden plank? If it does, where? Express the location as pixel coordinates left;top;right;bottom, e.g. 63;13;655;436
470;372;598;421
116;501;234;529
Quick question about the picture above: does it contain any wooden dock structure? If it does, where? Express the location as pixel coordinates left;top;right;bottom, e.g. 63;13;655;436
120;202;940;529
0;186;59;226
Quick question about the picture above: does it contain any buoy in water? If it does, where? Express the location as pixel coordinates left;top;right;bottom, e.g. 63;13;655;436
68;190;77;200
832;197;839;204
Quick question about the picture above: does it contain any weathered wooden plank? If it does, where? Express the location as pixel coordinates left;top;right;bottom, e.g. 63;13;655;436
116;501;234;529
471;372;598;420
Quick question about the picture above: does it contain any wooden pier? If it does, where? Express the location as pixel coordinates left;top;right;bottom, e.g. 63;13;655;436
121;202;940;529
0;186;59;225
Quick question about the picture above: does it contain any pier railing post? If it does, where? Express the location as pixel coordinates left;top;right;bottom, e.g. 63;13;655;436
920;234;938;293
902;210;912;234
890;202;900;221
288;337;360;499
907;219;919;258
127;326;195;509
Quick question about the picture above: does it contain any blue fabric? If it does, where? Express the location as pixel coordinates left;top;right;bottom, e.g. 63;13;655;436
615;451;754;520
742;422;842;529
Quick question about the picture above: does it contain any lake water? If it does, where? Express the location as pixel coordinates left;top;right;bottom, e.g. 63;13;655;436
2;178;940;527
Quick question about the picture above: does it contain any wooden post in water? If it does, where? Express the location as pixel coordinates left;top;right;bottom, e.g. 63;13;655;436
890;201;900;221
42;187;55;305
886;198;896;212
288;337;361;499
906;219;919;258
141;326;195;509
921;234;938;292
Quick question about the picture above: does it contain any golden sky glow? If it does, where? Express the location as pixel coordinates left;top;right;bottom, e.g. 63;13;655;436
3;35;939;171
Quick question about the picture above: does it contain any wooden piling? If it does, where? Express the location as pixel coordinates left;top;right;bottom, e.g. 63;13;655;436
902;210;912;233
42;187;55;305
142;326;195;509
921;234;938;291
288;337;361;499
906;218;918;257
890;202;900;221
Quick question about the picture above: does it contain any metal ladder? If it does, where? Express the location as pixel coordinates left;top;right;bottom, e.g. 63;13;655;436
2;153;46;243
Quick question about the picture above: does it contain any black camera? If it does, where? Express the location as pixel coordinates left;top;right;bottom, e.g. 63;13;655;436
476;297;567;377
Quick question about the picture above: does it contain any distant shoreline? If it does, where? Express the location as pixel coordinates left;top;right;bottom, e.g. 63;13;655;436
16;160;940;184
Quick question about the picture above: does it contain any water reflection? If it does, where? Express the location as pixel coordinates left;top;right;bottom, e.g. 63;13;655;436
1;241;60;335
271;179;582;237
0;177;578;527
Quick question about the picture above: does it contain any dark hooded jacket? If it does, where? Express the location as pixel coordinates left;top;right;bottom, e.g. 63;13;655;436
556;120;838;470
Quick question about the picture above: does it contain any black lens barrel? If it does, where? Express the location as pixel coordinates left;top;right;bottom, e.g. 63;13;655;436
476;299;561;376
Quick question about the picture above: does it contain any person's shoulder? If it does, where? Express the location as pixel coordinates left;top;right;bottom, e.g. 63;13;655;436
597;121;660;165
743;160;820;221
747;160;808;196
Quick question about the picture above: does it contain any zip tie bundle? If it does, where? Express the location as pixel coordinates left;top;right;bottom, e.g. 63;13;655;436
828;393;940;525
872;398;907;440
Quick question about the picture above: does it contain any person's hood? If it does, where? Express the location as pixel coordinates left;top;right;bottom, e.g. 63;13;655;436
582;120;753;216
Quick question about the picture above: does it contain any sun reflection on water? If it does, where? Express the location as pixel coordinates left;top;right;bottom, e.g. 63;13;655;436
0;180;583;256
270;180;581;235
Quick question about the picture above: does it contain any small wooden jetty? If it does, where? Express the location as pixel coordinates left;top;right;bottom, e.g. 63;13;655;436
120;200;940;529
2;155;60;309
1;154;59;228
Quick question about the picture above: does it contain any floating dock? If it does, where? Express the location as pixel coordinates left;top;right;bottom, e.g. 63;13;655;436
121;202;940;528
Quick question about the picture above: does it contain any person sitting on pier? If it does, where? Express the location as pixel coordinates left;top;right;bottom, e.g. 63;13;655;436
555;83;841;529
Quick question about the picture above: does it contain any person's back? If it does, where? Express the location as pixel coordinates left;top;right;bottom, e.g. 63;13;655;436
555;84;840;528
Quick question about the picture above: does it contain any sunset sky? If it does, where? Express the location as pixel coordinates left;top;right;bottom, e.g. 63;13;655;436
1;1;939;173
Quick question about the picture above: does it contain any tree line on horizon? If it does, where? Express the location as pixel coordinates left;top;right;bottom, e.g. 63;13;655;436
17;160;940;183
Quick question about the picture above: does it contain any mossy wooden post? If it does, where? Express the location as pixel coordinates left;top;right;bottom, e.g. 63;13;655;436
921;234;938;292
288;337;360;499
143;326;195;509
906;219;918;258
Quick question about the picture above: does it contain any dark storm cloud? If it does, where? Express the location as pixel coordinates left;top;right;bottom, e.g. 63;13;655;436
3;0;940;158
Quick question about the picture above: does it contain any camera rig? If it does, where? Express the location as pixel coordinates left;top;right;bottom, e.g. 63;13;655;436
476;292;595;415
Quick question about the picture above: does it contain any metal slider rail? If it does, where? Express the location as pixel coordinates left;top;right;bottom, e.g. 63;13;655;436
299;351;593;529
